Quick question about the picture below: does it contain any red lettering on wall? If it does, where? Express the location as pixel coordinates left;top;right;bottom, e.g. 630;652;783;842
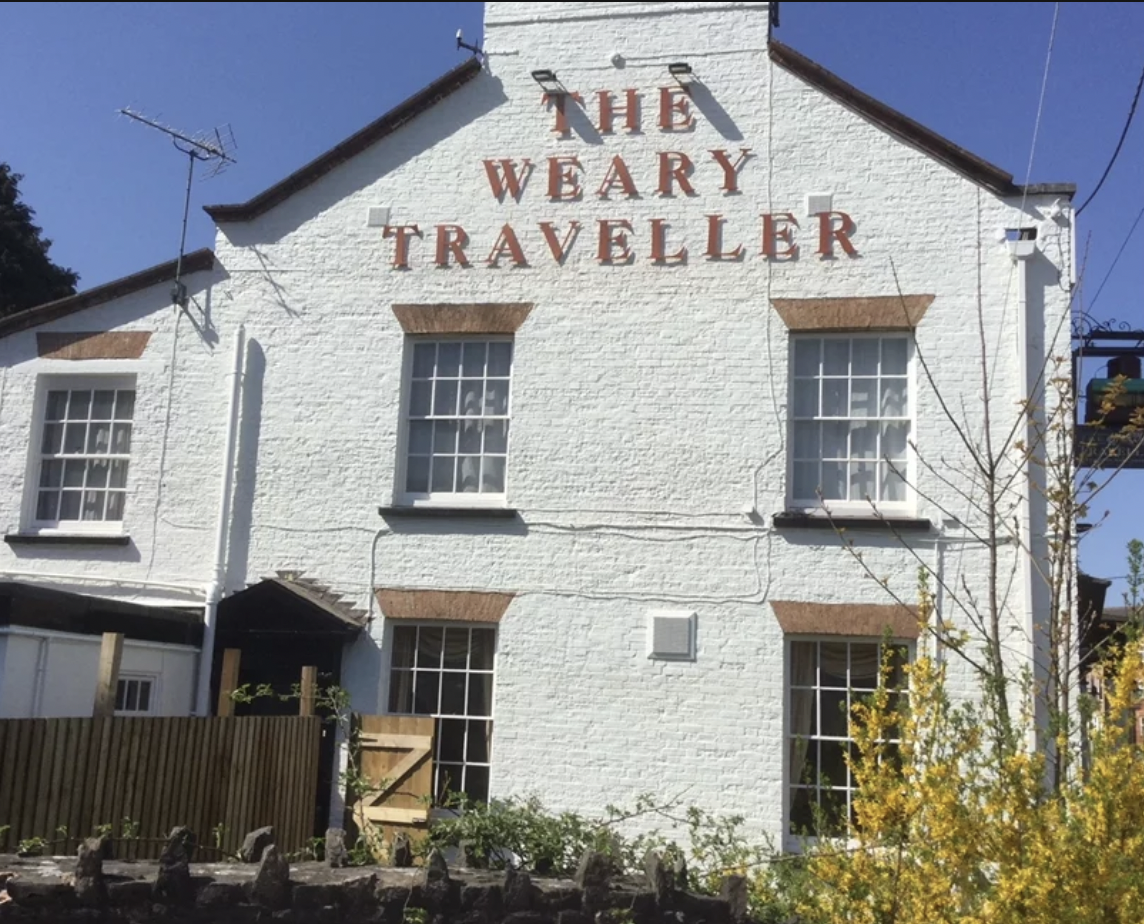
705;215;743;261
710;149;753;193
596;155;639;199
383;225;422;269
539;221;581;264
544;92;585;137
547;156;584;200
649;219;687;264
762;213;799;260
435;225;470;267
597;89;640;134
483;159;533;202
486;224;528;267
659;86;695;132
816;211;858;257
657;152;696;197
597;219;634;264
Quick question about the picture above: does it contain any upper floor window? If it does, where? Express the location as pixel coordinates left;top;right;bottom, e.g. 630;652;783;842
32;379;135;529
789;335;911;513
400;338;512;504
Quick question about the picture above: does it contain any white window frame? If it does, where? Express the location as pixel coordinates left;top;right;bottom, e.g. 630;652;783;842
385;621;496;805
786;333;916;518
22;374;137;536
395;336;513;508
783;635;913;850
114;672;159;716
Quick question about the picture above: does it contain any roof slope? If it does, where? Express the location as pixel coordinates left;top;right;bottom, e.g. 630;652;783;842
0;248;214;339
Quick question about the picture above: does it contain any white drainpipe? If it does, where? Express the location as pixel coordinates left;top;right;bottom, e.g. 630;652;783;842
194;323;246;716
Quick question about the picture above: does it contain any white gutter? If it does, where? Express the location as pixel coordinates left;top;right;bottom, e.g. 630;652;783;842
193;323;246;716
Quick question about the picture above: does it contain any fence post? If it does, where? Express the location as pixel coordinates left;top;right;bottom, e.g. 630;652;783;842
93;632;124;718
217;648;242;717
300;665;317;716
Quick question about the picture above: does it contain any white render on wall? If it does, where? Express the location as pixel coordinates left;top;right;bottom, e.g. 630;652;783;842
0;0;1072;843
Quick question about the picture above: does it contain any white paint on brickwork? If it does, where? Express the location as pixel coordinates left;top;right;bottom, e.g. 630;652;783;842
0;0;1072;844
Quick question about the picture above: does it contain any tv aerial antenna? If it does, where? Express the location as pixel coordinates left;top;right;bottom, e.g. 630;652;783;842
118;107;237;309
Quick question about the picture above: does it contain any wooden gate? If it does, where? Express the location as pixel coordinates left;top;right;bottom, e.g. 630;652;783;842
351;715;435;856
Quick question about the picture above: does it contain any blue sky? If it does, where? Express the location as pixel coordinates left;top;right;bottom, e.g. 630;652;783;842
4;1;1142;600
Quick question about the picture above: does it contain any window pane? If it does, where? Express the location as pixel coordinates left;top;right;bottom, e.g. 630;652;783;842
59;491;82;520
852;339;879;375
460;381;484;415
823;341;849;375
406;456;430;494
792;461;818;501
822;380;847;417
820;689;849;738
41;423;62;454
70;391;91;419
470;629;495;671
412;342;436;378
111;423;132;454
488;342;512;377
63;460;86;487
819;739;850;790
436;764;462;801
64;423;86;454
849;461;876;501
462;342;486;377
115;680;127;711
108;460;129;489
417;627;443;668
465;765;490;803
850;378;877;417
409;381;432;417
82;491;106;521
105;492;125;521
433;421;458;454
819;790;847;836
793;339;819;377
484;420;508;454
467;673;493;717
125;680;139;712
441;672;466;715
87;460;109;489
886;646;910;690
790;688;816;736
39;459;63;488
882;338;908;374
434;380;458;416
456;456;481;493
443;628;469;669
388;670;414;713
820;462;846;500
458;421;482;455
467;720;491;763
45;391;68;421
114;391;136;421
881;465;906;502
391;627;417;669
822;422;848;459
485;382;509;416
850;644;880;689
821;643;848;686
409;421;433;455
792;381;818;418
138;681;151;712
792;422;819;460
431;457;455;493
437;343;462;377
439;718;466;762
881;379;908;417
413;672;440;715
36;492;58;521
92;391;115;420
87;423;111;454
789;787;815;835
881;422;908;461
482;457;505;493
850;423;876;459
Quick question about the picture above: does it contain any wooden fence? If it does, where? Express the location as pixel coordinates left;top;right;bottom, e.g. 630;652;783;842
0;716;322;859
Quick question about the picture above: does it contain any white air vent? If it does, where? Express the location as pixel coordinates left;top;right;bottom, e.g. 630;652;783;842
647;610;696;661
367;206;391;228
806;193;833;217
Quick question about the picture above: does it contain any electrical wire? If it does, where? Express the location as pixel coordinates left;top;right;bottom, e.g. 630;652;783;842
1076;61;1144;216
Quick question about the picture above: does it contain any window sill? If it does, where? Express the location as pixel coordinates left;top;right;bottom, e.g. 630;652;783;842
4;532;132;547
378;505;520;520
772;512;932;532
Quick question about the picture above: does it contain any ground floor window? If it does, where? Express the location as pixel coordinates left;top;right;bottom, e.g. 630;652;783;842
114;674;157;715
788;638;908;836
387;623;495;803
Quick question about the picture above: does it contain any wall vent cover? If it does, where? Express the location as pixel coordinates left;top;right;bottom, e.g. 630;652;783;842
647;610;696;661
367;206;391;228
806;193;833;216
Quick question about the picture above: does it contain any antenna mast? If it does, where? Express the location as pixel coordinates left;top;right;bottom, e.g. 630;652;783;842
118;107;237;309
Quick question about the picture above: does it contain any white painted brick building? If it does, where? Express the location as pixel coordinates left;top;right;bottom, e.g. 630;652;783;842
0;1;1075;844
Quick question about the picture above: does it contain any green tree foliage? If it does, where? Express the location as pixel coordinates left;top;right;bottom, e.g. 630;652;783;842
0;162;78;316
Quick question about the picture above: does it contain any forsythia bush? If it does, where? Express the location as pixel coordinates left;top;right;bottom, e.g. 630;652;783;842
794;634;1144;924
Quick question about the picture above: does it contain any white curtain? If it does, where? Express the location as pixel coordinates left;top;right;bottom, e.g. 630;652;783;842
789;642;817;790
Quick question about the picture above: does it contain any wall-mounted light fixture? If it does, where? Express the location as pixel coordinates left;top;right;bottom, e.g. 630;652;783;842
531;69;564;95
668;62;694;88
